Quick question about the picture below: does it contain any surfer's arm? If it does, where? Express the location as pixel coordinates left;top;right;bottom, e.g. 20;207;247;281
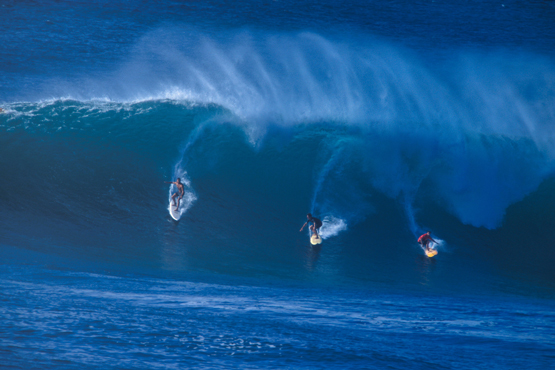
300;222;308;231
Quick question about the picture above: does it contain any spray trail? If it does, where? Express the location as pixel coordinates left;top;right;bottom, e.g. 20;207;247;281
167;123;210;218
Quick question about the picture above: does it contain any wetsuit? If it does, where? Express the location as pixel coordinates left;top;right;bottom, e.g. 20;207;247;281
308;216;323;231
418;234;434;248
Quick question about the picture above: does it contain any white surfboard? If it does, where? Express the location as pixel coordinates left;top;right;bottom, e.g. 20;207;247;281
310;234;322;245
169;202;180;221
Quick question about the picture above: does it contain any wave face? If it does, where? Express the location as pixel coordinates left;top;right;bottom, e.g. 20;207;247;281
2;32;555;281
5;31;555;226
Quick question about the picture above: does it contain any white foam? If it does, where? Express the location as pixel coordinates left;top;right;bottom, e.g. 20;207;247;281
319;216;348;239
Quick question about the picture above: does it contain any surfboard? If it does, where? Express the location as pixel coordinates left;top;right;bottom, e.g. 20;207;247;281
169;202;180;221
425;248;438;257
310;234;322;245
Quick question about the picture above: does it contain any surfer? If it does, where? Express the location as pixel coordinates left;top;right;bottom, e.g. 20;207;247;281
300;213;323;238
418;231;437;252
165;178;184;210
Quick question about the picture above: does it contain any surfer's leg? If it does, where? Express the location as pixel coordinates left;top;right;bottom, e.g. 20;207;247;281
171;193;177;206
310;225;319;238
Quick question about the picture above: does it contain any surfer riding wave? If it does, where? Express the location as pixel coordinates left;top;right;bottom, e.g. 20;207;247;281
165;178;184;210
418;231;437;252
300;213;323;238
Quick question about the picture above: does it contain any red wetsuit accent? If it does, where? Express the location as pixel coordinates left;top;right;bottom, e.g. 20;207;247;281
418;234;433;244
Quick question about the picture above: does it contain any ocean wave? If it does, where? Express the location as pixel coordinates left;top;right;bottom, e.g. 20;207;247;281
1;31;555;261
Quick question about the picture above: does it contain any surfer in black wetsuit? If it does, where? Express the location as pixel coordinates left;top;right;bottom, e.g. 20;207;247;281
165;178;184;210
300;213;323;238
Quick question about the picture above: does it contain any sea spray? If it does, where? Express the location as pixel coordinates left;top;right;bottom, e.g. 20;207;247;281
166;122;213;217
5;30;555;230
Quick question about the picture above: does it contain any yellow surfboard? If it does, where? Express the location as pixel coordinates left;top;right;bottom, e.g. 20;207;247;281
310;234;322;245
425;248;438;257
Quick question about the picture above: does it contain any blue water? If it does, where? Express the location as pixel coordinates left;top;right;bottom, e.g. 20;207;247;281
2;1;555;368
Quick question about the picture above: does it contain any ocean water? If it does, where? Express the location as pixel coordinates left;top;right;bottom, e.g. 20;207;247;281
1;1;555;369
